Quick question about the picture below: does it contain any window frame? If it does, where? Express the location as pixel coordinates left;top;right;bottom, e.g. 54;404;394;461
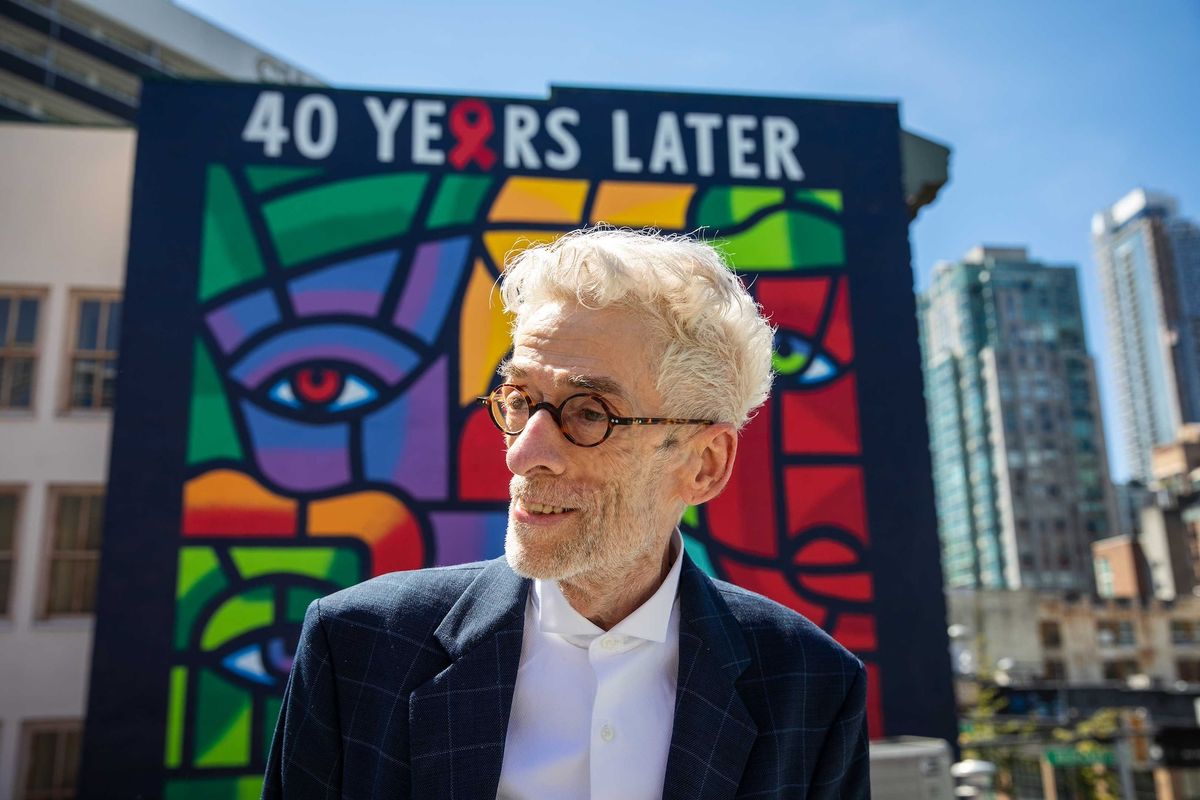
60;289;122;414
16;718;82;800
0;484;24;621
37;485;104;620
0;285;48;412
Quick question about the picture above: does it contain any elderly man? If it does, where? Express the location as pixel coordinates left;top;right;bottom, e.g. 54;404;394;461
263;228;869;799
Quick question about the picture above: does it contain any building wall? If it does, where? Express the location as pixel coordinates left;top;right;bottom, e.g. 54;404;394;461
0;123;132;799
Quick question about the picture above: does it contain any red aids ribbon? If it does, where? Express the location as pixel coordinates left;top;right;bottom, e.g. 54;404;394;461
448;99;497;170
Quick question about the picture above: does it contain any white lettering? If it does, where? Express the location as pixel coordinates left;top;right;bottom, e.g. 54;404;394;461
363;97;409;163
504;105;541;169
683;112;721;177
763;116;804;180
242;91;290;157
293;94;337;159
727;115;760;179
611;110;643;173
544;107;580;171
648;111;687;175
411;100;445;165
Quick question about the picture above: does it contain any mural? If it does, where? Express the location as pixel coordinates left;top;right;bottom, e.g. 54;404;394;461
83;84;953;798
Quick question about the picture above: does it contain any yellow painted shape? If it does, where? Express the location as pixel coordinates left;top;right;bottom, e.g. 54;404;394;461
482;230;563;272
590;182;695;228
183;469;296;514
309;491;411;546
489;177;590;223
460;259;514;405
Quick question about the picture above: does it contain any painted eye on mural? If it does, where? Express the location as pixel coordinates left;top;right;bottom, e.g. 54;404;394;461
216;628;297;689
773;330;841;386
266;364;379;413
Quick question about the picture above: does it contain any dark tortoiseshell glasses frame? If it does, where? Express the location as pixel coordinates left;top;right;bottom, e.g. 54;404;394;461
478;383;715;448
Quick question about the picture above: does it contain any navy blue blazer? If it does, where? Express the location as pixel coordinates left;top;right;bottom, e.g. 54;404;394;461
262;555;869;799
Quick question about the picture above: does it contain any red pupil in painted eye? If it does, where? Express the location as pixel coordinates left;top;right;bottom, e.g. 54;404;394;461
294;367;343;404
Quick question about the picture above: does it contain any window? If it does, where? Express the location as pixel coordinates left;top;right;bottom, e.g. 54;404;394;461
0;488;19;617
1103;658;1139;681
1172;620;1197;645
1044;659;1065;680
18;720;81;800
1118;620;1136;646
0;287;43;409
66;293;121;410
1039;620;1063;648
40;488;103;617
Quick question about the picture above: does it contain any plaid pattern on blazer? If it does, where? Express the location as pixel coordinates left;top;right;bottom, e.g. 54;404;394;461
262;554;869;799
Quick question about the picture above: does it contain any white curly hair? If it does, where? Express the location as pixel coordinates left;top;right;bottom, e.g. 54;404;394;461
499;226;774;429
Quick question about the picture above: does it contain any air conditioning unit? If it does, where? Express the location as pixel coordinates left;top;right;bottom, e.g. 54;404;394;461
869;736;955;800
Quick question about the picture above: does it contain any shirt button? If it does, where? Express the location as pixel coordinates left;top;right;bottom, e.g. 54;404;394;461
600;723;615;742
601;636;618;650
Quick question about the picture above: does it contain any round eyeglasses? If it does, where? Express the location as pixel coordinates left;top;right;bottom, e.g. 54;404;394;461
479;383;715;447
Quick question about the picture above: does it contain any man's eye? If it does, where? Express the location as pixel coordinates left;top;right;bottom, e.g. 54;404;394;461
581;409;607;423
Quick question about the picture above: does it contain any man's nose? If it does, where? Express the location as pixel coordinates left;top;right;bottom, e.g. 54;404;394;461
506;406;568;477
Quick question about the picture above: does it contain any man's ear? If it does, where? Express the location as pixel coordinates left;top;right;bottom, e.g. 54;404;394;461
678;423;738;506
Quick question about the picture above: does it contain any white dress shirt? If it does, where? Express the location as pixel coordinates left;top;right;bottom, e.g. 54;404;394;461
496;531;684;800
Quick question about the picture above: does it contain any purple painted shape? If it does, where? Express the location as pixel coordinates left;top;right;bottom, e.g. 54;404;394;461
430;511;508;566
363;358;447;499
393;237;469;343
292;289;383;317
206;289;282;354
241;399;351;491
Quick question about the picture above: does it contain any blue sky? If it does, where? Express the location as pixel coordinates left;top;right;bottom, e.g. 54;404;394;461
177;0;1200;480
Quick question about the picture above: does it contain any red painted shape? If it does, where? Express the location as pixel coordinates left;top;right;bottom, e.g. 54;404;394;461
799;572;874;602
183;509;295;537
823;278;855;363
831;613;877;652
366;515;426;574
448;99;497;170
459;406;511;500
867;662;885;738
756;277;830;336
780;375;860;455
704;401;777;557
784;466;868;544
793;538;858;566
296;367;342;404
719;557;827;627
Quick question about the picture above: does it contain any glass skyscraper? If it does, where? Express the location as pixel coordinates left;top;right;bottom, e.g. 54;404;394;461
920;247;1116;591
1092;189;1200;482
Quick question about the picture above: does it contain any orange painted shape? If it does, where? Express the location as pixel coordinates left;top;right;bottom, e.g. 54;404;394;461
460;258;514;405
182;469;297;536
308;491;424;574
488;177;590;223
590;181;695;228
482;230;563;273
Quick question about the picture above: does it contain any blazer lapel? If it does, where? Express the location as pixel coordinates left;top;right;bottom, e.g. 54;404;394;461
408;558;529;799
664;555;758;800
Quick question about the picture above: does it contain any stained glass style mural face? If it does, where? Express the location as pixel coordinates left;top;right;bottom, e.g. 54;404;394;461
83;83;954;797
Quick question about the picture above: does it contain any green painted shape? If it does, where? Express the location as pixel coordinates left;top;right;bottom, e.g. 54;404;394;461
175;547;227;650
772;350;810;375
194;669;252;767
166;777;263;800
715;210;845;271
696;187;783;229
287;586;325;624
229;546;361;587
794;189;843;212
428;174;493;228
199;165;265;302
263;694;282;759
245;165;323;193
187;339;243;465
683;533;718;578
681;505;700;528
200;585;274;651
164;667;187;768
262;173;429;267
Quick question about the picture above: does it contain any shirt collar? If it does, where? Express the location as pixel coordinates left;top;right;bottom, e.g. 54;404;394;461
533;529;684;643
